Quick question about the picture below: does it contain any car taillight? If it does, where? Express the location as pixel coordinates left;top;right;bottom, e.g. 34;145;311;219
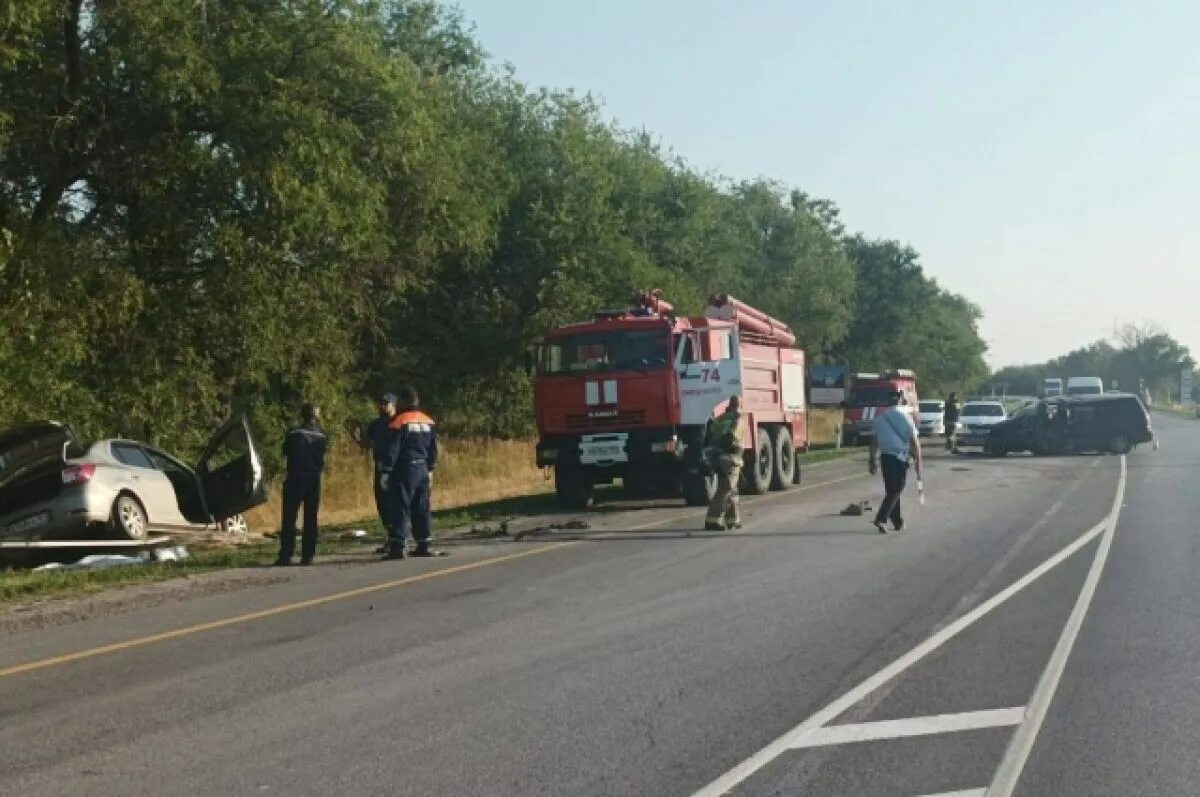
62;464;96;485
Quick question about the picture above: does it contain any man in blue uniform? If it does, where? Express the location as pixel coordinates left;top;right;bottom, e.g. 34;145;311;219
276;403;328;566
381;387;439;560
354;392;399;551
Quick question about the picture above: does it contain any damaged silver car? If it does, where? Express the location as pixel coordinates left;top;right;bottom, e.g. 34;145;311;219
0;416;267;543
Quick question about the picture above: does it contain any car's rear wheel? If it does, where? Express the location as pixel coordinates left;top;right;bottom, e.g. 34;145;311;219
111;494;148;540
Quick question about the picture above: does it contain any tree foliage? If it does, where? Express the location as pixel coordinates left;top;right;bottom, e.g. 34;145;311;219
832;237;988;393
0;1;988;469
991;324;1194;400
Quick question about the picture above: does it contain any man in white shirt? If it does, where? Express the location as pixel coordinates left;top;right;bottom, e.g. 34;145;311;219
868;389;923;534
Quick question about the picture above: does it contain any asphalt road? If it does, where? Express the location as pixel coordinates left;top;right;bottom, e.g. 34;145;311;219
0;414;1191;796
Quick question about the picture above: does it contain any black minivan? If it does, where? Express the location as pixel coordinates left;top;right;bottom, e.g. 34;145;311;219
985;393;1152;456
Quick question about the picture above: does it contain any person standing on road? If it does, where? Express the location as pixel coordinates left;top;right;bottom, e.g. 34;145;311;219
353;393;399;552
868;390;922;534
381;387;439;560
704;396;745;532
943;392;961;451
276;403;328;566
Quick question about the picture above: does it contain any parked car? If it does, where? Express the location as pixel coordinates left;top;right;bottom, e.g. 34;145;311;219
985;394;1153;456
954;401;1008;451
917;400;946;436
0;416;267;544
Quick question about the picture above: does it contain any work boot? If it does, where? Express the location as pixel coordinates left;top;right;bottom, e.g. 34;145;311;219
411;542;435;558
704;521;726;532
383;545;406;561
299;558;314;566
273;558;291;567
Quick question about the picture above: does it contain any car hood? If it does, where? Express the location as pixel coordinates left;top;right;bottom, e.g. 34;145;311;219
961;416;1006;425
0;422;77;491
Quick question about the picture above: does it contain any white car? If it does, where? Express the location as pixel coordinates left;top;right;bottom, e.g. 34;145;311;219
917;400;946;436
954;401;1008;450
0;417;267;546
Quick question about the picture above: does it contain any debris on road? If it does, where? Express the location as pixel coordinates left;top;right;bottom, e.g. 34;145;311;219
31;544;192;571
514;519;591;541
340;529;369;541
36;555;146;571
840;500;873;517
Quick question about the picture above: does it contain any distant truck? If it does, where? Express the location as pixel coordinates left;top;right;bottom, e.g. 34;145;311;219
1041;377;1064;397
841;370;918;446
1066;376;1104;396
533;292;808;508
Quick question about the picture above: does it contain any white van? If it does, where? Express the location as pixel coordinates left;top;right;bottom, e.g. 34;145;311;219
1066;376;1104;396
1041;377;1063;397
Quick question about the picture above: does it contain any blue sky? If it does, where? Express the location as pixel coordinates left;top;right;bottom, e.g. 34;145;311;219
452;0;1200;367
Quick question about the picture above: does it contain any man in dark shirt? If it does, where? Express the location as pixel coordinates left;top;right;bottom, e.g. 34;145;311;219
355;393;399;551
381;387;439;560
276;403;328;566
943;392;961;451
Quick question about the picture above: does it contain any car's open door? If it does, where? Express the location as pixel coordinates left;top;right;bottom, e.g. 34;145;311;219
195;415;267;522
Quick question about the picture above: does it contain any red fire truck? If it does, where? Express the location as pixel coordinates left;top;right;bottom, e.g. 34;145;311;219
533;292;808;508
841;369;919;446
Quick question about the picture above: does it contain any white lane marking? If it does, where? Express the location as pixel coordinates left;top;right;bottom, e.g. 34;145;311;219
916;790;987;797
986;455;1128;796
692;514;1114;796
792;707;1025;749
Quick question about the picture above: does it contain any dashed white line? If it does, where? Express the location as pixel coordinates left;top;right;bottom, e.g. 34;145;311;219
986;455;1127;796
792;707;1026;749
691;461;1126;797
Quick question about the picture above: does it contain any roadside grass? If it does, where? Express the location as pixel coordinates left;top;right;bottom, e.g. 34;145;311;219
0;489;576;607
1;414;852;607
247;438;549;532
799;445;855;465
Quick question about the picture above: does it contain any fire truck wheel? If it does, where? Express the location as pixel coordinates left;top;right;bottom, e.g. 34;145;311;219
742;430;773;496
769;427;795;491
554;467;594;509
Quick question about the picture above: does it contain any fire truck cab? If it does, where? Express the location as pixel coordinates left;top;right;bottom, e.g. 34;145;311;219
841;370;918;446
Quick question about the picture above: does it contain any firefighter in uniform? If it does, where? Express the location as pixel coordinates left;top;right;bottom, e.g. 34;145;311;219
353;392;399;552
704;396;744;531
381;386;439;560
275;403;328;566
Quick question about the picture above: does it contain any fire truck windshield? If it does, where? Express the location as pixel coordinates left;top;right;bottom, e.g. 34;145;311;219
846;386;898;407
540;330;670;376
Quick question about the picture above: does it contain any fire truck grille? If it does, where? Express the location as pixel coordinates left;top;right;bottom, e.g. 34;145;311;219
565;411;646;431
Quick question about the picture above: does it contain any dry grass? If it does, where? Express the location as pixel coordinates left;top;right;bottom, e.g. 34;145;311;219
247;412;844;534
247;438;550;532
808;408;842;445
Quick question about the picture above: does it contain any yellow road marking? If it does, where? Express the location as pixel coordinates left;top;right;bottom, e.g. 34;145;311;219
0;543;574;678
0;469;866;679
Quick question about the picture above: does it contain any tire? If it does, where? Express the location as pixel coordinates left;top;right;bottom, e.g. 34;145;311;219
221;514;249;535
554;466;594;509
769;427;795;491
986;439;1007;457
741;429;773;496
111;494;148;540
1108;434;1132;455
682;470;717;507
843;431;858;447
792;453;803;485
